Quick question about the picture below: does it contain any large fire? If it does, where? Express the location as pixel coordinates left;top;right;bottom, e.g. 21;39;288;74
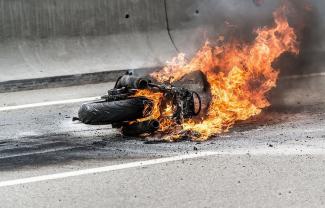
138;5;299;141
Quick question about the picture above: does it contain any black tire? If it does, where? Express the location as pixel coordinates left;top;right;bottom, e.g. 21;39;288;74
78;97;151;124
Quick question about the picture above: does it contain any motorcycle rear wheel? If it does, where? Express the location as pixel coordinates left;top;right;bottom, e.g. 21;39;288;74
78;97;151;124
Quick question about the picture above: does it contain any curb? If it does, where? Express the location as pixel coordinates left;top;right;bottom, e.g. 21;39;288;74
0;70;127;93
0;67;158;93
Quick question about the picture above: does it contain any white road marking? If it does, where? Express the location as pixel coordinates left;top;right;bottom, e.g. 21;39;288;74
1;147;325;188
0;152;219;187
304;128;325;133
0;96;101;111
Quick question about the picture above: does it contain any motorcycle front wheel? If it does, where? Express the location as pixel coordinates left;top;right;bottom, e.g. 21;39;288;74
78;97;152;124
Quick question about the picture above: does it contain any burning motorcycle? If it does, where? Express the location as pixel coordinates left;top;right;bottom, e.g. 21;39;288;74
77;72;201;137
78;5;299;141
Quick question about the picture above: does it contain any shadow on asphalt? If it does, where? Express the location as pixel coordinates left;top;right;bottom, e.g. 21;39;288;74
0;133;147;172
0;103;323;172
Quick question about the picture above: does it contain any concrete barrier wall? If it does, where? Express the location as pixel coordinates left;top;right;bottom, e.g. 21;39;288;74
0;0;177;82
0;0;168;38
165;0;279;55
0;0;324;86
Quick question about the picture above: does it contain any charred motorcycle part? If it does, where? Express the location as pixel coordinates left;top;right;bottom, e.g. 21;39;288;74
115;75;151;89
78;74;202;136
122;120;160;136
149;82;202;123
101;87;136;101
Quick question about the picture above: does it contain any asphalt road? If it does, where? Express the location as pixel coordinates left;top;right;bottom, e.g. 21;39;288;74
0;81;325;208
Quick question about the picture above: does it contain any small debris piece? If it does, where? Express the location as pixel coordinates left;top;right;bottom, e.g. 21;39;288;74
193;146;198;151
72;117;79;121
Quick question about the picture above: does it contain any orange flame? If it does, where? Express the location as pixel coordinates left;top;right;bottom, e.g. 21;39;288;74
147;6;299;140
133;89;175;131
133;89;164;122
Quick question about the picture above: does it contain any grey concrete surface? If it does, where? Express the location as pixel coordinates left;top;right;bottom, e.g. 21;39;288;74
0;76;325;207
0;0;177;83
1;0;325;90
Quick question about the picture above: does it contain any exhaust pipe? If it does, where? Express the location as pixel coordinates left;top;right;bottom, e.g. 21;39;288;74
122;119;160;136
116;75;150;89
